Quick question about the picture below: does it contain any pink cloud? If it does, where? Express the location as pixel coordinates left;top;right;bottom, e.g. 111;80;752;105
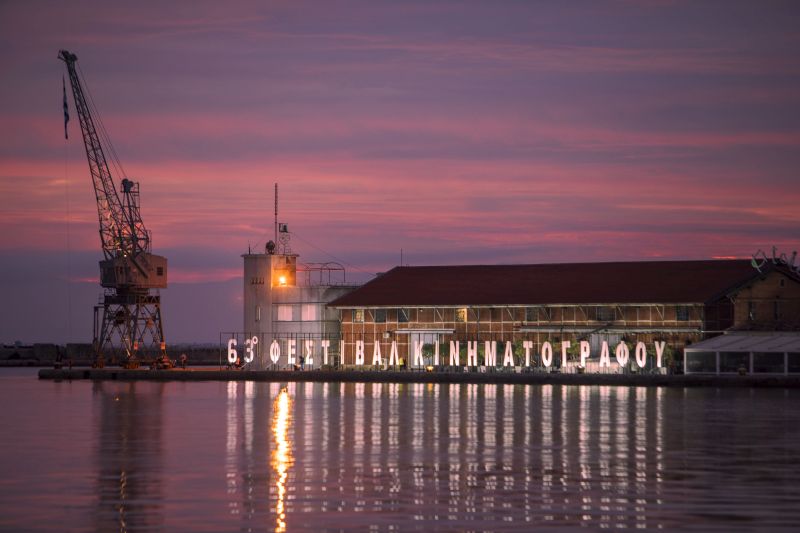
168;267;242;283
3;150;798;260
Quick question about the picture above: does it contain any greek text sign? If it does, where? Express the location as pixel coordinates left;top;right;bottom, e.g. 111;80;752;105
227;337;666;370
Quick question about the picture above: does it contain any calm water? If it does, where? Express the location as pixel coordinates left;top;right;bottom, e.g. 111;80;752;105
1;369;799;531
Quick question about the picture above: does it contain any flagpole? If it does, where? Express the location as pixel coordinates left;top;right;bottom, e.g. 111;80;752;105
62;75;69;140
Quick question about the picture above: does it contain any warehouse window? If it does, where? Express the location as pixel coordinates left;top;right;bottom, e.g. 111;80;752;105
255;305;261;322
375;309;387;323
595;306;614;322
353;309;364;323
456;308;467;323
719;352;749;373
775;300;782;321
754;352;784;373
277;305;293;321
748;301;756;321
398;308;410;323
526;307;551;321
789;353;800;373
676;306;690;321
686;351;716;373
301;304;317;321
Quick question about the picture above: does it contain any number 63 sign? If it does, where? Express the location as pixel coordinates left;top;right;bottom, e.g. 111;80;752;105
227;336;258;364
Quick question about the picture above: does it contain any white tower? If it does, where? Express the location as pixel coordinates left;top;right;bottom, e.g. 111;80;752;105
242;245;298;340
243;252;271;339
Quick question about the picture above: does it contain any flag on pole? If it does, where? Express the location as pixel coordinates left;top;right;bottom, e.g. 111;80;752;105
62;75;69;139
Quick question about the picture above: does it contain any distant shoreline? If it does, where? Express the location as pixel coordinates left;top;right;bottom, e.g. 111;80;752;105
37;368;800;388
1;360;221;368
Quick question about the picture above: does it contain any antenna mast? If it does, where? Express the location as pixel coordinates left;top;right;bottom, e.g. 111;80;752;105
274;183;278;244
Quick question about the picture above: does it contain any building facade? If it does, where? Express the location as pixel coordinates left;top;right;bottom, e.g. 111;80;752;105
328;260;800;373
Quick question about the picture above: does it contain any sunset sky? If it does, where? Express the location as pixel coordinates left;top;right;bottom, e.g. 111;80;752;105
1;0;799;343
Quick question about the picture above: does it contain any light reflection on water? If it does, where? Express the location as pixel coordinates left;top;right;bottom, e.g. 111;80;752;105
1;369;800;531
271;388;292;532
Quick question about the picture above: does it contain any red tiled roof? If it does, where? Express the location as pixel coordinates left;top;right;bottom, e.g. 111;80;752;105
329;260;760;307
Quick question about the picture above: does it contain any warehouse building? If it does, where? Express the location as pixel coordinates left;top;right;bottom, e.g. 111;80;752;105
328;259;800;373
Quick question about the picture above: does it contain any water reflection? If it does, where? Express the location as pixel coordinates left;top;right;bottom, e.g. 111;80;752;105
6;370;799;531
271;387;293;532
218;383;668;530
207;382;800;530
92;381;165;532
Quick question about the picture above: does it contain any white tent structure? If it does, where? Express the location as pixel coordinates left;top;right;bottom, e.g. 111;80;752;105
684;332;800;374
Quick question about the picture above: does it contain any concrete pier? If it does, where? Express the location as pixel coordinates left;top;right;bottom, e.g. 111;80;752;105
37;368;800;388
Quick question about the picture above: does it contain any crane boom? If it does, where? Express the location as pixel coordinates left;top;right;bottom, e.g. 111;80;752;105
58;50;149;260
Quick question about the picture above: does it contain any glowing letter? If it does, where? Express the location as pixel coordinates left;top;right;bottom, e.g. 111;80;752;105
434;341;440;366
244;336;258;363
541;342;553;367
413;341;424;366
304;339;314;365
523;340;533;366
467;341;478;367
287;339;296;365
389;341;399;365
599;341;611;368
227;338;237;364
580;340;590;368
483;341;496;366
503;341;514;367
635;342;647;368
655;341;666;368
270;340;280;364
561;341;571;369
321;340;330;365
355;340;365;366
372;341;382;366
339;340;345;365
449;341;460;366
615;342;629;367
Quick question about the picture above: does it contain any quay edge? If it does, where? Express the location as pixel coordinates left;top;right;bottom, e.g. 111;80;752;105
37;368;800;388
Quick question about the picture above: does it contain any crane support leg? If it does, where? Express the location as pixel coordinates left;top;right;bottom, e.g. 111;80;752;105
93;292;168;369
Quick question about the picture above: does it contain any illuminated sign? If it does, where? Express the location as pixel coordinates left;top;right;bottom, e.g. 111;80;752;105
228;336;258;364
228;337;666;369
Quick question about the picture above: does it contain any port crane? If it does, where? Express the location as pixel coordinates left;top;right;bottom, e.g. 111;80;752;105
59;50;170;369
